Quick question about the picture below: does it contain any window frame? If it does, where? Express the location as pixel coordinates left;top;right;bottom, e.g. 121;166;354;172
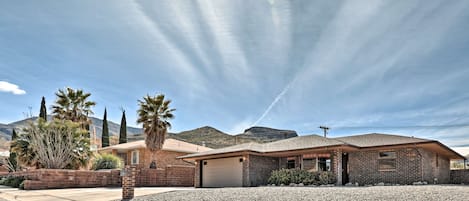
131;150;139;165
378;151;397;171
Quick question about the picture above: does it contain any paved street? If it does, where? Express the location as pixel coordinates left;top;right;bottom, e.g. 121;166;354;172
0;186;193;201
130;185;469;201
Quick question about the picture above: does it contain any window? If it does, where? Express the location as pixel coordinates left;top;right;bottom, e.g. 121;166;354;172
378;151;396;171
131;150;139;165
118;153;127;165
318;158;331;171
303;158;316;171
287;160;296;169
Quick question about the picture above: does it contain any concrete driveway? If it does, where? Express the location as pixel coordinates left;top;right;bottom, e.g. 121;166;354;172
0;185;194;201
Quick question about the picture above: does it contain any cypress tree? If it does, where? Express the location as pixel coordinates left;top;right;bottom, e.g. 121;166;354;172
101;108;109;147
39;96;47;121
9;129;18;172
119;110;127;144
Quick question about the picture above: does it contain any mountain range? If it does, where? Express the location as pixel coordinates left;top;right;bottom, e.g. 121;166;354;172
0;117;298;149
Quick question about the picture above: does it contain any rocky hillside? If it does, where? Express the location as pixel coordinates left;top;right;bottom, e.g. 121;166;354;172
135;126;298;149
238;126;297;141
1;117;298;149
0;116;143;141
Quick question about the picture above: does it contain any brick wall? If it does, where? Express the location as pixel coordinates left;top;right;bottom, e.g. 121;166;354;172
3;166;194;190
166;166;195;186
348;148;450;185
6;169;121;190
450;169;469;184
135;166;194;187
247;155;279;186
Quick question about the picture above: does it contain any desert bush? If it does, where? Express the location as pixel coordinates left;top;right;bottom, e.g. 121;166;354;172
92;153;123;170
0;175;25;188
268;169;336;185
318;171;336;185
19;180;25;190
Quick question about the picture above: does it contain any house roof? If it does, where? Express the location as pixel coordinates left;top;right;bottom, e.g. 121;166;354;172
180;133;464;160
263;135;345;152
100;138;212;153
334;133;432;147
180;135;345;159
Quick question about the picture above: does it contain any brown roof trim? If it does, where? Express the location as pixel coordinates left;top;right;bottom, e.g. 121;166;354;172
262;144;355;156
354;140;437;150
177;150;263;160
355;141;465;159
433;141;466;159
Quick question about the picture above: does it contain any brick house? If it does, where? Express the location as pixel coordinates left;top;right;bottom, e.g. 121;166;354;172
99;138;212;187
100;139;212;169
179;133;464;187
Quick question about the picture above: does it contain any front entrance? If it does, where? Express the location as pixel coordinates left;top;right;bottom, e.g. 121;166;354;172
342;153;349;185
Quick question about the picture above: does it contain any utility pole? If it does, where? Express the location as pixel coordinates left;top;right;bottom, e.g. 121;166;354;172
319;126;330;137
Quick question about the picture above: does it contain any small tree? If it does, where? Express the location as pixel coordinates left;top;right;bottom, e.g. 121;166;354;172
39;96;47;121
101;108;109;148
119;110;127;144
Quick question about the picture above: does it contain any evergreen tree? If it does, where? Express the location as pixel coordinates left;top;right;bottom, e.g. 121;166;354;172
8;129;18;172
39;96;47;121
101;108;109;147
119;110;127;144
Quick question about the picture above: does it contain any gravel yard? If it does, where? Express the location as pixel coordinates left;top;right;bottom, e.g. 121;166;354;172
128;185;469;201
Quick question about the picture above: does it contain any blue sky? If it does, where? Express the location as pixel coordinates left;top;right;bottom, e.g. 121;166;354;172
1;0;469;147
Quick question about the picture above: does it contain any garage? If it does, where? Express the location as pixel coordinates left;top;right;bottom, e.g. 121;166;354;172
201;157;244;187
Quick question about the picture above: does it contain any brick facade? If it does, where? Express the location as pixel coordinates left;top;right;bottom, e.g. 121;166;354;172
348;148;450;185
124;149;193;169
247;155;279;186
193;147;454;187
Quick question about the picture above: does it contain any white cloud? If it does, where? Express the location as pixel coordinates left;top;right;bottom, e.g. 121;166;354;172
0;81;26;95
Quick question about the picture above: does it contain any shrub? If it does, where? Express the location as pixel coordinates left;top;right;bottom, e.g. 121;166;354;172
268;169;336;185
92;153;123;170
318;171;336;185
0;175;25;188
19;180;25;190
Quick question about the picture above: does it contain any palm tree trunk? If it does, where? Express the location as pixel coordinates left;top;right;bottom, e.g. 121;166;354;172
149;150;157;169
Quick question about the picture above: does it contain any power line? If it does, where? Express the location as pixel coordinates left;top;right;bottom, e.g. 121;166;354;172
298;123;469;134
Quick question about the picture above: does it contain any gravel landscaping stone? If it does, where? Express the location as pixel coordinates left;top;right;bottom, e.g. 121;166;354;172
128;185;469;201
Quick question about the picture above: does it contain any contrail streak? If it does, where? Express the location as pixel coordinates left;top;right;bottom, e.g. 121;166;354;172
252;81;293;126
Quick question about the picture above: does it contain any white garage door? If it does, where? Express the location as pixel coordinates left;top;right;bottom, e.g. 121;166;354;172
202;157;243;187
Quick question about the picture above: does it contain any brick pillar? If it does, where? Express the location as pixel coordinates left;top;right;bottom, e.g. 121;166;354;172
194;160;201;188
122;165;136;200
331;149;342;186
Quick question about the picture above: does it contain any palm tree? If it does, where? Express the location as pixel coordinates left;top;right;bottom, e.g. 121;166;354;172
137;94;175;168
51;87;96;129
